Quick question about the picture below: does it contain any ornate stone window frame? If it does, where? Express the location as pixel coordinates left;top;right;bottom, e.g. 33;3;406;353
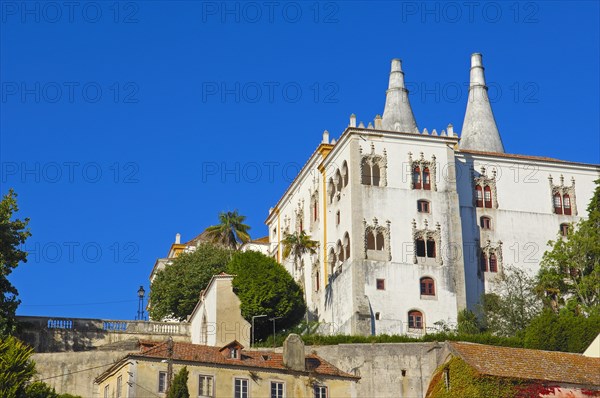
408;152;437;191
548;174;577;216
412;219;442;264
360;143;388;187
480;239;503;275
363;218;392;261
473;166;498;209
294;200;304;233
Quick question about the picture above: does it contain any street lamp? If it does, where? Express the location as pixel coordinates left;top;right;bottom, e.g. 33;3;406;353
136;285;145;321
251;314;268;347
269;317;283;348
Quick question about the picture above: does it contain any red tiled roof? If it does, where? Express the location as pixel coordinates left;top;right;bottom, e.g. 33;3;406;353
136;340;357;379
449;342;600;387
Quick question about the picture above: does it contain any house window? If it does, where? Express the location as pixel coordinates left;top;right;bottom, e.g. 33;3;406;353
408;310;424;329
104;385;109;398
423;167;431;190
344;233;350;260
416;238;426;257
366;232;376;250
116;375;122;398
484;186;492;208
417;200;430;213
361;158;371;185
375;312;381;320
313;199;318;222
328;248;336;275
475;186;483;207
270;381;285;398
315;271;320;291
480;216;491;230
376;231;385;250
314;385;328;398
413;166;422;189
337;240;344;262
158;371;167;393
335;170;342;194
235;378;249;398
336;210;340;225
426;239;436;258
420;277;435;296
342;161;349;187
553;193;563;214
563;194;572;215
328;178;335;203
560;223;569;237
480;252;488;272
372;164;381;186
230;347;239;359
376;278;385;290
489;254;498;273
198;375;214;397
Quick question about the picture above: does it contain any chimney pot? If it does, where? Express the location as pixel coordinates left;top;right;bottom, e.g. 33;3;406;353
175;233;181;244
322;130;330;144
349;114;357;128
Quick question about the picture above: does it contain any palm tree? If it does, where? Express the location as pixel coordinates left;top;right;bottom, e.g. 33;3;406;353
282;230;318;277
203;210;251;249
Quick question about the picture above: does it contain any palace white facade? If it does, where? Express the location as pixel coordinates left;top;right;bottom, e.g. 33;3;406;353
265;54;600;336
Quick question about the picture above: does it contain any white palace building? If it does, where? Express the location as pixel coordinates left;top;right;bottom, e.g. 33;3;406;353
264;54;600;336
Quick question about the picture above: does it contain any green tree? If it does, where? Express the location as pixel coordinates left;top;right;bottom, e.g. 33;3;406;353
281;231;318;276
0;189;31;337
481;266;541;337
227;251;306;340
523;306;600;353
149;243;232;320
536;180;600;313
167;367;190;398
456;309;482;335
23;381;82;398
0;335;35;398
203;210;251;249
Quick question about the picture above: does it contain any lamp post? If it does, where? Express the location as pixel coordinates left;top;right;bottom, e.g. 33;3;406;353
251;314;268;347
269;317;282;348
136;285;145;321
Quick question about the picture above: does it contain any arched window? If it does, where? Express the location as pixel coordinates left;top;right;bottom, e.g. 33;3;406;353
372;164;381;187
484;186;492;208
413;166;422;189
416;238;426;257
335;170;342;194
315;270;320;291
408;310;423;329
337;240;344;262
313;198;318;222
480;252;488;272
426;238;436;258
361;158;371;185
342;161;349;187
201;313;208;345
563;194;571;215
420;277;435;296
344;233;350;260
367;232;375;250
376;231;385;250
475;186;483;207
328;178;335;203
560;223;569;237
480;216;491;230
489;254;498;273
423;168;431;190
553;193;562;214
328;248;336;275
417;200;430;213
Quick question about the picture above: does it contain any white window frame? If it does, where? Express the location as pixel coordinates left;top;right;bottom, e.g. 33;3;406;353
158;371;167;393
104;385;109;398
198;374;215;398
116;375;122;398
270;380;285;398
234;377;249;398
314;384;328;398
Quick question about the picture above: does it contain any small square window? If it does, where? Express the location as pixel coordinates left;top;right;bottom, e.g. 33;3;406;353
417;200;430;213
376;279;385;290
158;371;167;393
270;381;285;398
375;312;380;320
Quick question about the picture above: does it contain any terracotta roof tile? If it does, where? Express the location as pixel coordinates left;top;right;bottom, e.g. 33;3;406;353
136;340;358;379
450;342;600;387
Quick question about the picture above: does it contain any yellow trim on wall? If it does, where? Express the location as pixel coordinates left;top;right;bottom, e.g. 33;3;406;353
318;163;328;285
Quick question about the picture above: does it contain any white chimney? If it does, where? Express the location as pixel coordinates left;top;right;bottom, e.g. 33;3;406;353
322;130;330;144
175;233;181;244
349;114;357;128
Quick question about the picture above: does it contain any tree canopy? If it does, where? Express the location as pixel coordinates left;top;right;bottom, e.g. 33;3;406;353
227;250;306;340
281;231;318;273
0;189;31;337
167;367;190;398
203;210;251;249
536;178;600;314
148;243;232;321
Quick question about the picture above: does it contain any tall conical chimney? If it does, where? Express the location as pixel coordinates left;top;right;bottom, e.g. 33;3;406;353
460;53;505;153
381;59;418;133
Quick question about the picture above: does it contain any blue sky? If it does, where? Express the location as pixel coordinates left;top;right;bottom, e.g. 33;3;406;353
1;1;599;320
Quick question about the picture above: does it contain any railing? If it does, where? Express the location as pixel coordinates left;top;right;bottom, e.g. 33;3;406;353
18;316;190;336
